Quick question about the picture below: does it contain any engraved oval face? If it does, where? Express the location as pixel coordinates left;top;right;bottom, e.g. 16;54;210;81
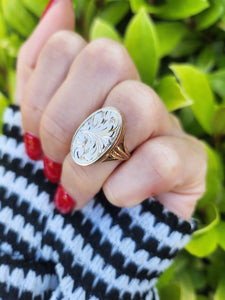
70;107;122;166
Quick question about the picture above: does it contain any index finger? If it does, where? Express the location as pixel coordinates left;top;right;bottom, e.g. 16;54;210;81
15;0;75;104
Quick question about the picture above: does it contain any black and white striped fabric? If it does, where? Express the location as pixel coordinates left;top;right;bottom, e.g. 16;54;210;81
0;105;195;299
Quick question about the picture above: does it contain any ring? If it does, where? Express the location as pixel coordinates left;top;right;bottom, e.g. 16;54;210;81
70;107;131;166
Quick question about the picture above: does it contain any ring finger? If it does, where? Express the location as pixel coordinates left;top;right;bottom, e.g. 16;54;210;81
40;38;140;183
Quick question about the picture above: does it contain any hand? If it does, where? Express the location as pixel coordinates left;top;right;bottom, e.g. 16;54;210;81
15;0;207;220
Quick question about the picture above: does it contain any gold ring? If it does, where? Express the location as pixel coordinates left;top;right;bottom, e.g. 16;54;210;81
70;107;131;166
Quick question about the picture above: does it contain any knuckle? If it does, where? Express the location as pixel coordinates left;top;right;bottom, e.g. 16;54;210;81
124;81;160;111
145;140;181;184
41;31;79;61
127;81;156;102
21;96;42;125
107;81;155;133
109;80;163;122
103;181;124;207
22;79;40;109
83;38;131;77
125;82;167;130
40;112;70;158
17;42;34;71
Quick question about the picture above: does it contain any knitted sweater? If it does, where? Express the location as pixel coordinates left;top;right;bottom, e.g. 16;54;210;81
0;105;195;300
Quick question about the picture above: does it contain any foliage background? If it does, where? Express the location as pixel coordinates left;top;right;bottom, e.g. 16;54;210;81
0;0;225;299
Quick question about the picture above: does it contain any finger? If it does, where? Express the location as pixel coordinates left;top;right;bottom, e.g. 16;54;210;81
103;135;207;220
21;31;86;163
40;38;140;183
54;80;184;213
15;0;75;105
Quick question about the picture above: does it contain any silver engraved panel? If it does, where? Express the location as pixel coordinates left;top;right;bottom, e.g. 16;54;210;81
70;107;122;166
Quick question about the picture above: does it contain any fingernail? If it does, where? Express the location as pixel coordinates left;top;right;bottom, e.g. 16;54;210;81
24;132;42;161
44;155;62;183
41;0;60;20
54;185;76;214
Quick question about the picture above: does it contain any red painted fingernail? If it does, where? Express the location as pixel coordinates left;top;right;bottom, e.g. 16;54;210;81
44;155;62;183
41;0;59;20
24;132;42;161
54;185;76;214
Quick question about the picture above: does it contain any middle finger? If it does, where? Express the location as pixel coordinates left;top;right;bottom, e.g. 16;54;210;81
40;38;140;180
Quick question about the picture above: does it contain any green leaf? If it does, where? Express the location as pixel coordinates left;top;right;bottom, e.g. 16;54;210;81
156;75;193;112
0;92;9;133
2;0;37;38
131;0;210;20
197;296;209;300
176;273;196;300
213;42;225;68
84;0;97;39
217;221;225;251
8;69;15;102
159;282;181;300
188;269;207;290
198;144;223;206
21;0;49;17
124;9;158;85
170;64;217;134
130;0;151;13
212;106;225;136
157;264;176;289
195;204;220;235
156;0;210;20
195;0;225;30
186;205;219;257
159;274;196;300
186;226;218;257
196;45;216;72
90;19;122;42
177;106;205;138
214;274;225;300
170;31;202;58
208;69;225;98
155;22;189;58
73;0;89;19
219;6;225;30
0;34;22;58
206;249;225;290
98;1;129;25
0;6;7;38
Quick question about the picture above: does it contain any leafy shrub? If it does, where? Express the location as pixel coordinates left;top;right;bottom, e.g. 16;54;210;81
0;0;225;299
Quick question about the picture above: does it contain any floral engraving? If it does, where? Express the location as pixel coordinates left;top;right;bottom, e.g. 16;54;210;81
71;107;122;166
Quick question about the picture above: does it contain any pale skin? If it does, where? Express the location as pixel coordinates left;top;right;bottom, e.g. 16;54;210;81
15;0;207;220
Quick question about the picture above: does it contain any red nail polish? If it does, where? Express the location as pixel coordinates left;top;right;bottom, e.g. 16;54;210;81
41;0;59;20
44;155;62;183
24;132;42;161
54;185;76;214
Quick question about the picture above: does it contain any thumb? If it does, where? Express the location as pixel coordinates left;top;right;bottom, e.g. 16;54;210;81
15;0;75;104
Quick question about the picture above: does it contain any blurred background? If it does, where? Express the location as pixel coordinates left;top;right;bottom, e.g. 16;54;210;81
0;0;225;299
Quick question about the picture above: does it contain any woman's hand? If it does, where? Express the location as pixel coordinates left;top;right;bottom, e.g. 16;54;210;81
15;0;207;220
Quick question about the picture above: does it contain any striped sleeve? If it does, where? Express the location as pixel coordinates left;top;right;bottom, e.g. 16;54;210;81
0;105;196;300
